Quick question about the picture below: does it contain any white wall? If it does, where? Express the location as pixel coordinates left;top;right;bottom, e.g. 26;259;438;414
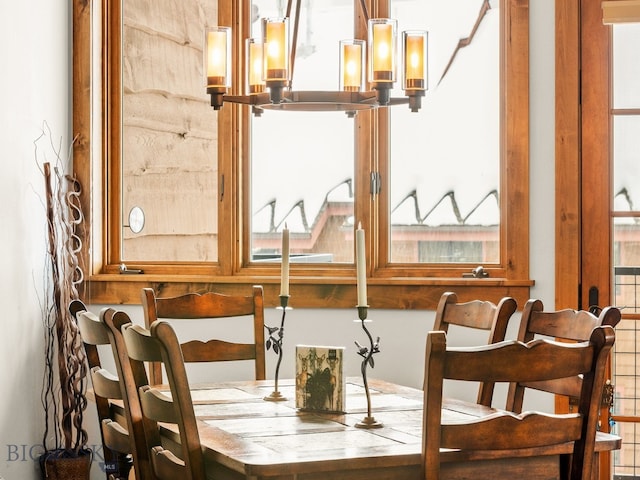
0;0;556;478
0;0;81;478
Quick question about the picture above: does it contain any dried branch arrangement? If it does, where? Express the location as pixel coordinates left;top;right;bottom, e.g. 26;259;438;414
37;125;89;458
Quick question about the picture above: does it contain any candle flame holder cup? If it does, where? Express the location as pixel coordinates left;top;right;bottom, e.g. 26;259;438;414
354;305;383;428
264;295;290;402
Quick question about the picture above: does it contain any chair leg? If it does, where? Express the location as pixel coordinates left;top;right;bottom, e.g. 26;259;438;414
559;452;571;480
105;451;133;480
117;453;133;480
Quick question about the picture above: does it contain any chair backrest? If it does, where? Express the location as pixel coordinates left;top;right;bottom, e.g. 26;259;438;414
123;320;206;480
101;308;160;480
506;299;621;412
73;301;133;480
432;292;518;406
141;286;266;385
422;327;615;480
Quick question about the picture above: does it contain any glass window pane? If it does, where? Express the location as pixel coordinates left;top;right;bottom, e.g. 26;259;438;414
250;0;355;264
613;115;640;212
611;24;640;480
389;0;500;263
614;219;640;314
613;24;640;109
121;0;219;261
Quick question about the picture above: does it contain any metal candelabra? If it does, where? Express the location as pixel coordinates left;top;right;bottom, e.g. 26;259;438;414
264;295;290;402
354;305;383;428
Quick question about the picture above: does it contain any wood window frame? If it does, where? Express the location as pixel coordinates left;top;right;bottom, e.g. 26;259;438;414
72;0;532;309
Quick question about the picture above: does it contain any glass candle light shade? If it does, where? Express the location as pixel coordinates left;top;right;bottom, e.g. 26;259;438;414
403;31;428;91
368;18;397;84
262;17;290;82
339;40;365;92
204;27;232;88
246;38;265;94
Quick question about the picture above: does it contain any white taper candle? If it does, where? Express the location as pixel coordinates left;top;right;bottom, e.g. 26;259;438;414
280;225;290;296
356;223;367;306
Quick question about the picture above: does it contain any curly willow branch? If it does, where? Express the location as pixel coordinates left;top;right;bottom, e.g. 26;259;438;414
39;125;88;455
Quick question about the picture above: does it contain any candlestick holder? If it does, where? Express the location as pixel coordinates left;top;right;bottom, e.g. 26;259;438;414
264;295;290;402
354;305;383;428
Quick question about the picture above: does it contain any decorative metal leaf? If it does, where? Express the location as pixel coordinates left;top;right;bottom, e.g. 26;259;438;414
266;339;272;350
368;357;375;368
273;343;280;355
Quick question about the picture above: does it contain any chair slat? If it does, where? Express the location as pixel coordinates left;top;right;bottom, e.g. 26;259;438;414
155;292;256;318
102;419;131;454
181;340;256;363
444;339;594;382
90;367;124;400
122;324;164;362
77;311;111;345
150;446;187;478
441;411;582;450
139;386;177;424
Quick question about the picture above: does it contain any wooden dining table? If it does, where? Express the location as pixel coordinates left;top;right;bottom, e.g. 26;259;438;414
145;377;621;480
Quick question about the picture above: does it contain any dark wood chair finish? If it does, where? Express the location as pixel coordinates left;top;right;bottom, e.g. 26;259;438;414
123;320;206;480
72;301;132;480
141;286;266;385
433;292;517;406
506;300;621;413
101;308;161;480
422;326;615;480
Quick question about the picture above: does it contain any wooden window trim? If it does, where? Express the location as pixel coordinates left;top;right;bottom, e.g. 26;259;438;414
72;0;532;309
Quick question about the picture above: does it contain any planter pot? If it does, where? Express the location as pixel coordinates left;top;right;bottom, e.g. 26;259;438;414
39;449;92;480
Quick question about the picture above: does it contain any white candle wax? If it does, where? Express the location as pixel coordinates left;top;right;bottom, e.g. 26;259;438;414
280;226;290;296
356;223;367;306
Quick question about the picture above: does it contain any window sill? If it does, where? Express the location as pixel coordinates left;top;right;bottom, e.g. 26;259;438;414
85;274;533;309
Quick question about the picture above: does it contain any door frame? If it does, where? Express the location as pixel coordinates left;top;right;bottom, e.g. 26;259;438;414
556;1;613;478
555;1;612;312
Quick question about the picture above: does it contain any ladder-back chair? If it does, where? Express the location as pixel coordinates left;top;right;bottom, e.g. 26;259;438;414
422;327;615;480
101;308;160;480
73;302;133;480
123;320;207;480
141;286;266;385
506;300;621;413
433;292;517;406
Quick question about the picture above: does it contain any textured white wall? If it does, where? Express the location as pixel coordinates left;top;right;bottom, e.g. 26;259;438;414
0;0;556;478
0;0;82;478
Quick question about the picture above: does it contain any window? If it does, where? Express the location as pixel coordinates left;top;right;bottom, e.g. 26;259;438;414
388;0;500;265
249;0;357;266
610;22;640;479
73;0;531;308
120;0;220;263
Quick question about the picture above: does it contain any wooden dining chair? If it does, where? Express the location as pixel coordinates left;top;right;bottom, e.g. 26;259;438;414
506;300;621;413
141;286;266;385
101;308;161;480
422;326;615;480
73;302;133;480
432;291;518;406
122;319;207;480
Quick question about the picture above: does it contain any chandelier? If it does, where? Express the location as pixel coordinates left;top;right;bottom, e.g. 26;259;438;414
204;0;428;115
